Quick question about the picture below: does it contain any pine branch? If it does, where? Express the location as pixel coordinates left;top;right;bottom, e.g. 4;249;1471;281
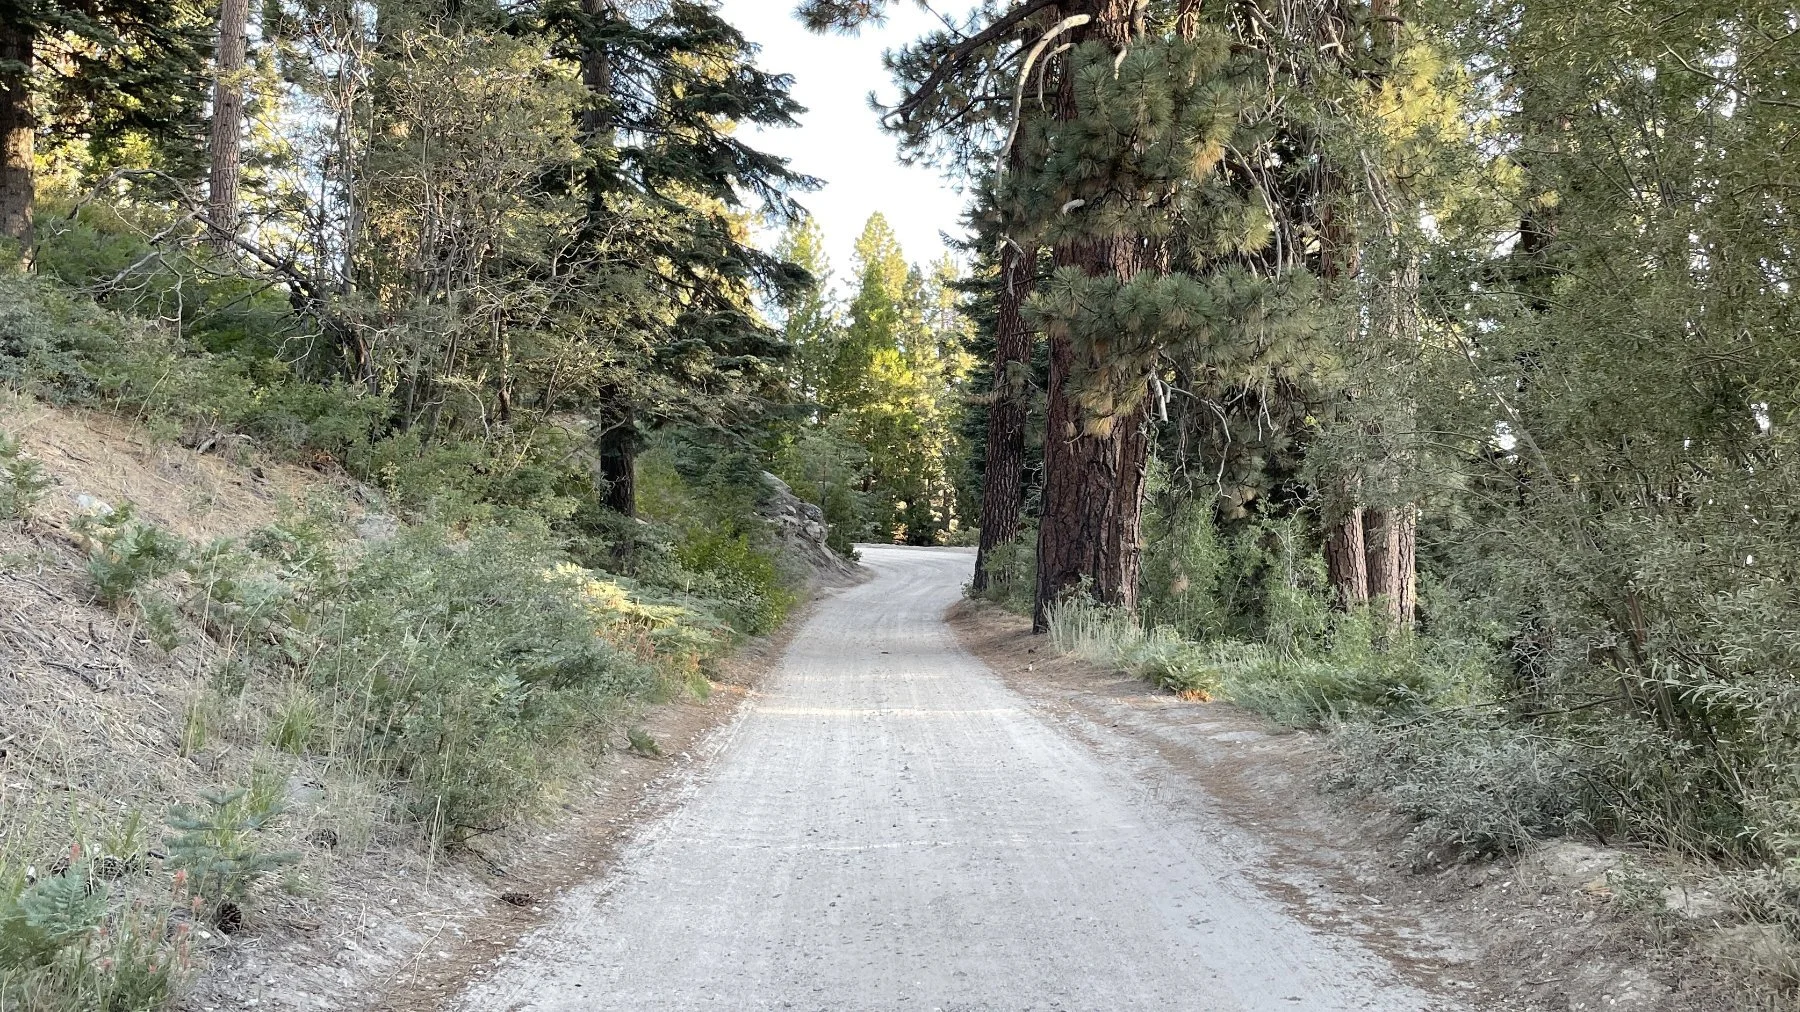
880;0;1064;129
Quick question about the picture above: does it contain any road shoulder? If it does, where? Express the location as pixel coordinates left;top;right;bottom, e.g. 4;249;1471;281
183;593;825;1012
948;599;1749;1012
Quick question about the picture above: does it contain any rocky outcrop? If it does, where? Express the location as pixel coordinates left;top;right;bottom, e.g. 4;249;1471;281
760;472;860;584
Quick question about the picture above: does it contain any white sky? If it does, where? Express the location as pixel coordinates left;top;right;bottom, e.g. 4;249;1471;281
718;1;975;283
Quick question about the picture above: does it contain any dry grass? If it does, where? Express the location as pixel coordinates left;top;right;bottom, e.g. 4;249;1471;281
0;396;375;993
0;396;820;1009
0;392;354;542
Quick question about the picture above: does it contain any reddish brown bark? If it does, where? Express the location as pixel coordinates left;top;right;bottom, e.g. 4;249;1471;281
0;22;34;249
1326;505;1369;609
972;237;1036;593
1365;506;1400;617
1366;505;1417;624
1032;0;1151;632
206;0;250;249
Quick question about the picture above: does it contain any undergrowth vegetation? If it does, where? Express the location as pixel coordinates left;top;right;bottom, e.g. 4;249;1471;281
1020;486;1765;872
0;259;816;1005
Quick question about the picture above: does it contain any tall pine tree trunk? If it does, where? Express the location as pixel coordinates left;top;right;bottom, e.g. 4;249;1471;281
972;237;1035;593
1032;0;1150;632
1034;226;1150;632
1365;506;1400;618
1364;0;1419;629
1326;501;1370;608
0;23;34;249
598;402;637;517
207;0;250;250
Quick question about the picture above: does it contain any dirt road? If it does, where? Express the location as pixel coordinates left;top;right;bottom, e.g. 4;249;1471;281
454;545;1461;1011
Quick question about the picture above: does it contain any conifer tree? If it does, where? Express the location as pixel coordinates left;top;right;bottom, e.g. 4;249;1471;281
544;0;814;515
821;213;970;544
0;0;210;247
799;0;1059;584
206;0;252;248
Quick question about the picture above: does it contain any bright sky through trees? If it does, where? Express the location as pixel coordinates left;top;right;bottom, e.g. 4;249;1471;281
717;1;975;276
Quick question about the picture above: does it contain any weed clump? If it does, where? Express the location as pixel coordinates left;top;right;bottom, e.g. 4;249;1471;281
0;852;194;1011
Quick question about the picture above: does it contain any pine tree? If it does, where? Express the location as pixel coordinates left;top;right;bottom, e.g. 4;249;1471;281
206;0;252;248
0;0;210;248
822;213;969;544
799;0;1058;583
1007;11;1267;629
543;0;814;516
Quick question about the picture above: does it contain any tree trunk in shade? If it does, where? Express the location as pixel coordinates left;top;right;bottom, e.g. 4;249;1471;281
1366;505;1417;625
1326;504;1369;609
1365;506;1400;618
971;237;1035;593
0;23;35;250
1032;0;1151;633
598;402;637;516
206;0;250;250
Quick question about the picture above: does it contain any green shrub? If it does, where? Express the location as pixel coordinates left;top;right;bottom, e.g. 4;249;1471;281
0;432;52;521
1045;597;1228;699
304;520;656;845
0;859;190;1011
972;528;1036;614
1329;716;1605;862
633;437;799;636
75;505;184;607
672;527;795;636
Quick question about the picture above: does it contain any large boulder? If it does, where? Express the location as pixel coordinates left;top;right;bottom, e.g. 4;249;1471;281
759;472;860;583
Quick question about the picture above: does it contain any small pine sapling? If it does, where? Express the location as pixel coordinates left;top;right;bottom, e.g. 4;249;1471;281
0;431;52;522
164;787;300;932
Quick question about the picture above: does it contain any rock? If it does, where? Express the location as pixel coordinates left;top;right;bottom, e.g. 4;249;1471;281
1662;882;1730;921
74;493;113;517
355;512;399;542
285;774;326;806
758;472;859;583
1524;840;1626;890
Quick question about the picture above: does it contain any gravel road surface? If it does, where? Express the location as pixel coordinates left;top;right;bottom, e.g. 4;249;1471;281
455;545;1461;1012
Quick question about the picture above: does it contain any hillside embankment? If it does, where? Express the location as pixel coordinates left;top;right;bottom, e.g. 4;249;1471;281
0;395;856;1011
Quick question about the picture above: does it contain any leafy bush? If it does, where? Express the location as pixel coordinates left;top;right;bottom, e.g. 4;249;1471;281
634;438;799;636
302;520;657;844
971;528;1036;614
1329;716;1603;862
671;527;795;636
0;272;383;462
0;859;191;1011
75;505;184;607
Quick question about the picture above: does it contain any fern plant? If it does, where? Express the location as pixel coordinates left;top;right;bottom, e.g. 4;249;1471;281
0;858;189;1011
74;503;184;607
0;870;107;971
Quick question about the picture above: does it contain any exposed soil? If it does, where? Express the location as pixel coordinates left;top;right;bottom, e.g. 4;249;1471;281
0;395;858;1012
949;600;1771;1012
